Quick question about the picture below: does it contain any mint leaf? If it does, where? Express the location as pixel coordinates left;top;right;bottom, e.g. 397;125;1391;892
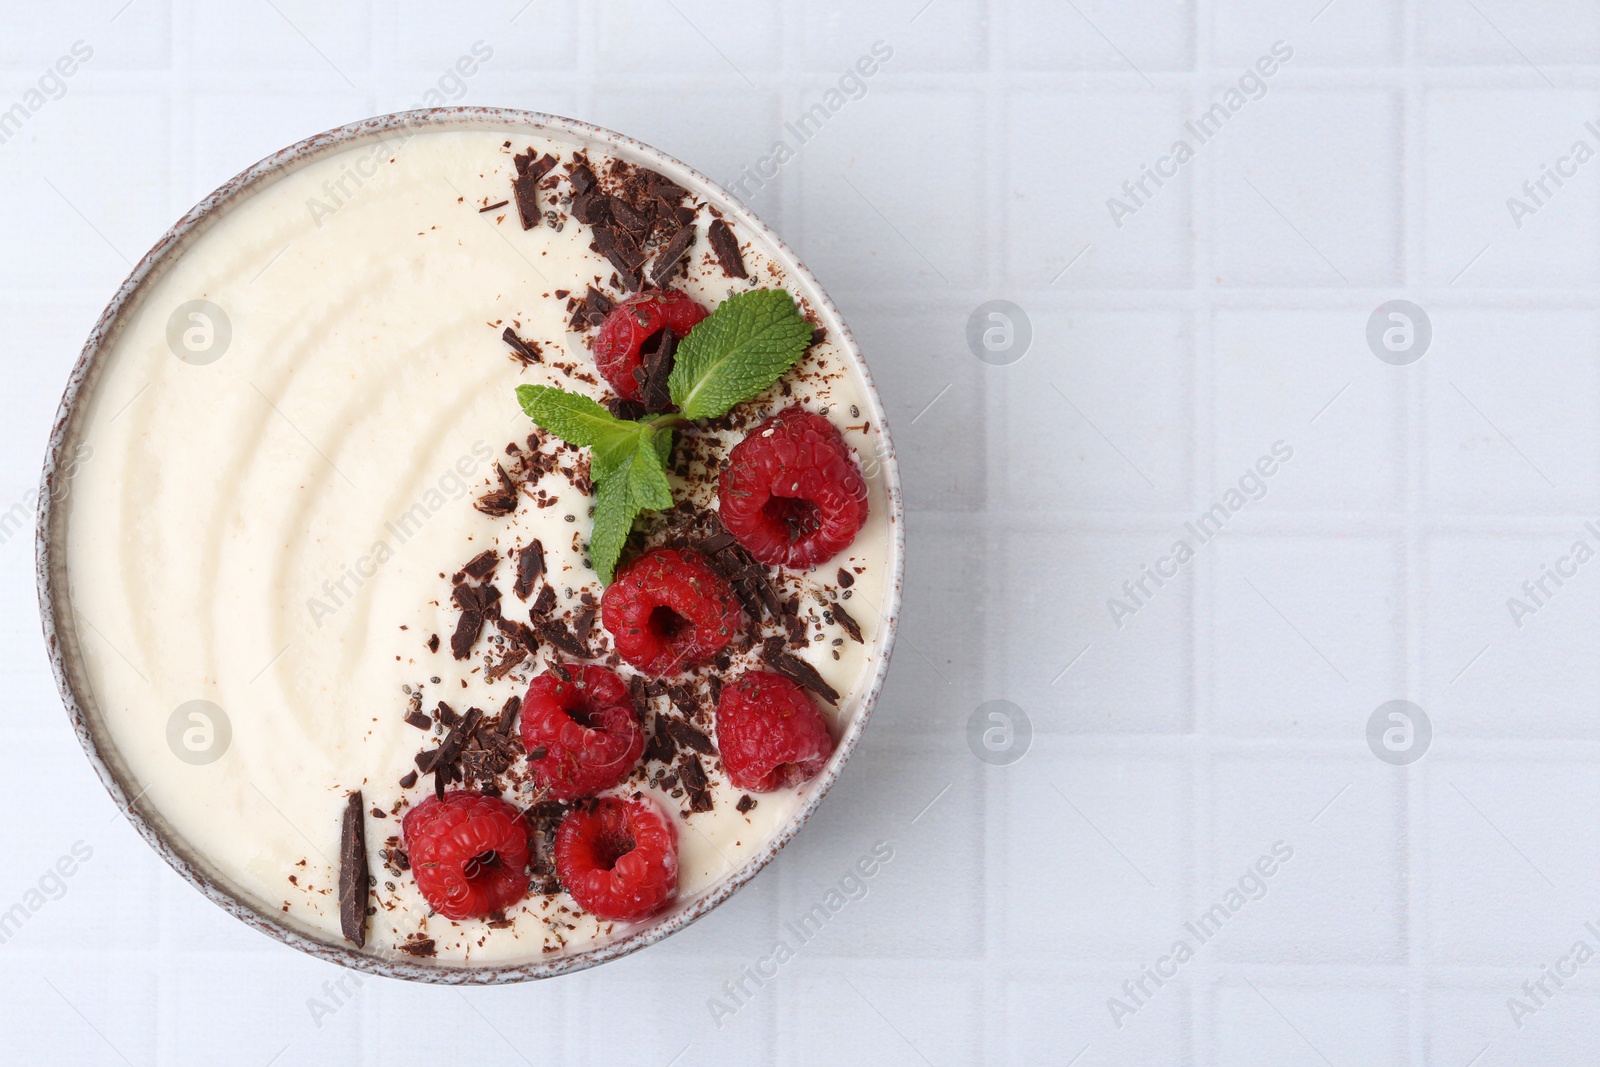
517;384;644;479
587;427;674;583
668;288;815;420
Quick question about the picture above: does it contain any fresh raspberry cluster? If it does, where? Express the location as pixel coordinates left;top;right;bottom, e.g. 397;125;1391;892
715;670;835;792
404;292;875;932
718;407;869;569
402;791;533;920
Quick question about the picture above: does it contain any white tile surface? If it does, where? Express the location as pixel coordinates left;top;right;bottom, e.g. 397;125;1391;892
9;1;1600;1064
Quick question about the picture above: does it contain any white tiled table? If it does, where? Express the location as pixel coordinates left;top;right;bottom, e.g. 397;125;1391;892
5;1;1600;1063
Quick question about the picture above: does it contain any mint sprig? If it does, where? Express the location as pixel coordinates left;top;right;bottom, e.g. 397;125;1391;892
515;288;813;582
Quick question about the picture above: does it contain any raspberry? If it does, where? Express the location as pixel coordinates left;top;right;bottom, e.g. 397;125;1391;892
555;796;678;922
402;791;532;920
521;665;644;801
715;670;835;792
601;547;741;676
718;407;869;569
593;289;709;403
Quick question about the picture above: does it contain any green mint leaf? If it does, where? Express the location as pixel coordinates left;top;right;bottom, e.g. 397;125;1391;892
667;288;815;420
587;427;674;583
516;384;638;453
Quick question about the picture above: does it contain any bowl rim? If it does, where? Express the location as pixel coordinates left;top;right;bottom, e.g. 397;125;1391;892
34;106;905;984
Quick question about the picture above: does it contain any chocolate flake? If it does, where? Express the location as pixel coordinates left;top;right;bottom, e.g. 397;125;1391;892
537;617;590;659
495;616;540;655
498;695;521;735
427;633;440;653
736;794;756;815
832;601;863;644
593;227;642;290
532;584;557;618
474;463;519;517
398;936;437;957
638;327;676;413
416;706;483;776
450;610;485;660
462;549;498;580
571;191;608;226
512;152;557;230
404;710;432;730
502;326;541;366
763;648;840;705
679;756;714;813
399;770;418;789
479;199;510;213
836;568;854;588
338;791;368;947
707;218;747;279
608;195;650;234
649;225;695;285
488;645;527;681
664;717;715;756
514;540;545;600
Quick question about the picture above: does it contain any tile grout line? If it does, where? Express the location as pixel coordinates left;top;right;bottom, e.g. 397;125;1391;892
1400;5;1429;1064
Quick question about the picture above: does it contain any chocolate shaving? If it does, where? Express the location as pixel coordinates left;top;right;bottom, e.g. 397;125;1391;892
479;199;509;213
494;616;540;654
679;756;714;813
338;791;368;947
514;540;545;600
568;161;597;195
450;610;484;660
571;191;609;226
427;633;440;653
643;717;677;765
404;710;431;730
605;397;647;421
698;530;736;555
650;226;695;285
736;794;756;815
498;695;521;735
474;463;519;517
399;770;417;789
398;936;436;957
526;800;566;894
537;617;590;659
638;328;676;413
763;649;840;705
532;584;557;618
502;327;541;366
836;568;854;588
593;227;642;290
664;718;715;756
569;283;615;330
512;152;556;230
584;285;614;317
452;581;501;615
832;601;863;644
572;606;596;645
488;646;526;681
416;706;483;776
649;173;688;206
608;195;650;235
462;549;498;581
708;218;747;279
